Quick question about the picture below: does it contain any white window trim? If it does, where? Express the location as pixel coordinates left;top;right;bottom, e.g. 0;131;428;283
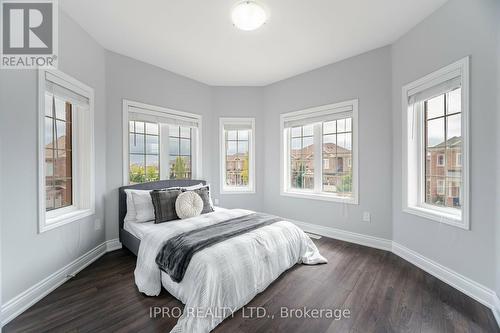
402;56;470;230
38;69;95;233
280;99;359;204
122;99;203;185
219;117;256;194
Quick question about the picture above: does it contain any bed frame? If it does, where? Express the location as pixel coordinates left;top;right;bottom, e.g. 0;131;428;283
118;179;207;256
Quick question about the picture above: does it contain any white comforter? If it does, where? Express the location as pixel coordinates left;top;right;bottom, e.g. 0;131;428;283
134;208;327;333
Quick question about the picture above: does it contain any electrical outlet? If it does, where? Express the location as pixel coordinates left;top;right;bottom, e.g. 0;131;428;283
362;212;371;222
214;198;220;205
94;218;102;230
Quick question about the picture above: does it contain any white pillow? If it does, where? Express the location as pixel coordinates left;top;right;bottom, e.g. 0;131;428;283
175;191;203;219
124;189;151;223
131;190;156;223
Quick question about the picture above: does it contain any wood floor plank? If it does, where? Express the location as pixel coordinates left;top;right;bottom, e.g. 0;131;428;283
4;237;499;333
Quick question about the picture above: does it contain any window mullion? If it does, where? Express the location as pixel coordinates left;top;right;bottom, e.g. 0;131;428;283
313;123;322;193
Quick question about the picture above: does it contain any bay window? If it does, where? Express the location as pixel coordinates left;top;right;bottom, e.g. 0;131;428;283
280;100;359;203
402;57;469;229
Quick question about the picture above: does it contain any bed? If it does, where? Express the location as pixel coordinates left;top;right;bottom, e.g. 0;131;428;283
119;180;327;333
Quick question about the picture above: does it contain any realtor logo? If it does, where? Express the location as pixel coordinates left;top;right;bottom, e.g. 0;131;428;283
1;0;58;68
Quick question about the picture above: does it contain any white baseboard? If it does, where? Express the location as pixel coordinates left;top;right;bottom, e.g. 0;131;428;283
105;238;122;252
392;242;497;309
291;219;498;328
1;238;121;327
291;219;392;251
493;293;500;329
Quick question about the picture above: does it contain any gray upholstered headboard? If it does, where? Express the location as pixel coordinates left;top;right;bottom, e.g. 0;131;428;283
118;179;206;229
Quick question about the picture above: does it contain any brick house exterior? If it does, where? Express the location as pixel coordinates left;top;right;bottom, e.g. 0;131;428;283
426;136;462;207
291;142;352;193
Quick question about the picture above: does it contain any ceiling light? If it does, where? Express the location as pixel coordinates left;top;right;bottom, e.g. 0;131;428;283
231;1;267;31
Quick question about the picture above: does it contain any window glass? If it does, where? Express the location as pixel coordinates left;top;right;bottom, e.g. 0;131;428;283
322;118;353;196
424;89;462;209
169;125;192;179
45;96;73;211
129;121;160;184
290;126;314;190
225;128;250;187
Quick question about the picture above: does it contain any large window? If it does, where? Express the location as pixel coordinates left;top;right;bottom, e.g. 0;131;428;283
39;69;95;233
123;100;201;185
281;100;358;203
220;118;255;193
402;57;469;229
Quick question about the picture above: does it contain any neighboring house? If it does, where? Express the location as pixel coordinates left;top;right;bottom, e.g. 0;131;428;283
291;143;352;193
225;153;249;186
426;136;462;208
45;135;72;210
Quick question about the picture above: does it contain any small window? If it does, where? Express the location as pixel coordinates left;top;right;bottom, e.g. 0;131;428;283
220;118;255;193
436;154;445;166
402;57;469;229
281;100;358;203
39;70;95;233
456;152;462;167
123;100;201;184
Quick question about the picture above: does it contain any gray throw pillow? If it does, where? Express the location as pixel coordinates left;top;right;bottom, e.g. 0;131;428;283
150;189;182;223
182;185;214;214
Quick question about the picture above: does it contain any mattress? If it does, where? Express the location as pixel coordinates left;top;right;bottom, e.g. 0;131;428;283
124;206;228;240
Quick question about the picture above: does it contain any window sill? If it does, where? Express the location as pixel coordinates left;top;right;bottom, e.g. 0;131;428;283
403;205;468;230
40;208;94;233
220;187;255;195
281;190;358;204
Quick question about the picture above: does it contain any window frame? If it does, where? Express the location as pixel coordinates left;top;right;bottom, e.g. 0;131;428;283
401;56;470;230
38;69;95;233
122;99;202;185
280;99;359;204
219;117;256;194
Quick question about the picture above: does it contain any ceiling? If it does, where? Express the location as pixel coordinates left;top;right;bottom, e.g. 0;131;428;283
60;0;447;86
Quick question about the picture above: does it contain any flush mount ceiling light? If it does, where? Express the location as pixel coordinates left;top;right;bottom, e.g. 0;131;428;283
231;1;268;31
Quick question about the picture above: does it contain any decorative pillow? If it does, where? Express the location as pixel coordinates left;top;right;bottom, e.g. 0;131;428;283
175;191;203;219
131;190;157;223
150;189;182;223
182;185;214;214
124;189;151;223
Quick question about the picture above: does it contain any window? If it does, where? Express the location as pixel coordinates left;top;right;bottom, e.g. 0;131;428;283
456;152;462;167
129;121;160;183
169;125;192;180
123;100;201;185
436;154;445;166
402;57;469;229
280;100;358;203
38;69;95;233
220;118;255;193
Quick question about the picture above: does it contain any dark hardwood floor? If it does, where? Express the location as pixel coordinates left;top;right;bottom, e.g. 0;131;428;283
5;237;499;333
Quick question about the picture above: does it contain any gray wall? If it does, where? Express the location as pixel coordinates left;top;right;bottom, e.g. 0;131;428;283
262;46;393;240
496;0;500;299
104;52;212;240
0;11;107;302
391;0;498;289
210;87;265;211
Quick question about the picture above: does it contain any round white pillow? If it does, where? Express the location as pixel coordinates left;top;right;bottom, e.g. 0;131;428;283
175;191;204;219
